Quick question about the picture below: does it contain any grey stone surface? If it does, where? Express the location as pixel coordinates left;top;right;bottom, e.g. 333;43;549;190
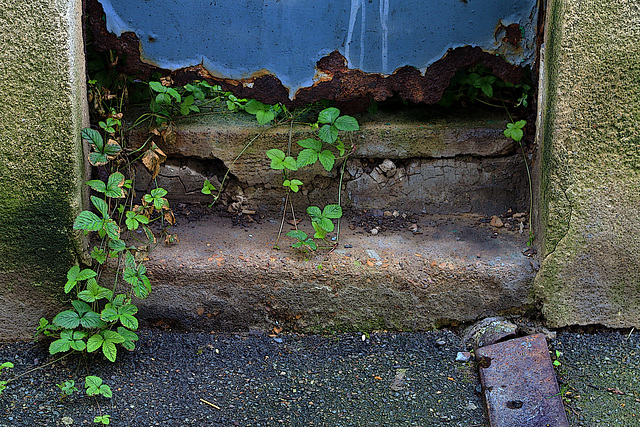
132;212;535;332
0;0;87;339
534;0;640;328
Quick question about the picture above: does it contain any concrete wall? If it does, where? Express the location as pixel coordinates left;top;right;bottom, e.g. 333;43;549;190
0;0;88;340
535;0;640;327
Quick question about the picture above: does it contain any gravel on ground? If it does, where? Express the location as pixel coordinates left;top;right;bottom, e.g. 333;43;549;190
0;329;486;426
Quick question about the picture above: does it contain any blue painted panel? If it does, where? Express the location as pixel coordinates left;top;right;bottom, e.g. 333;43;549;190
99;0;538;95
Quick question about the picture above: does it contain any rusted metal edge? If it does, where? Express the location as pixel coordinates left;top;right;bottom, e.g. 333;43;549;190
87;0;526;113
476;334;569;427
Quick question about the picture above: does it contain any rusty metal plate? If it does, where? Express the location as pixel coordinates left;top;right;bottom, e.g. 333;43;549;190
89;0;538;109
476;334;569;427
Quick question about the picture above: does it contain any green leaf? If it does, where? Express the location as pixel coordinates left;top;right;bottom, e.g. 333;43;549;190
91;196;109;219
103;140;122;157
318;150;336;172
78;278;112;302
244;99;267;115
201;179;216;195
318;107;340;124
103;220;121;241
88;152;109;166
101;307;119;322
105;172;126;198
286;230;308;241
91;247;107;264
312;221;327;239
306;206;322;221
322;204;343;219
71;300;92;315
317;217;334;232
108;239;126;255
79;311;104;328
119;313;138;330
87;334;103;353
117;327;139;351
255;109;275;125
267;149;297;171
296;149;318;168
297;138;322;151
82;128;104;151
334;115;359;131
53;310;80;329
149;81;165;93
86;180;107;194
283;179;303;192
318;124;338;144
73;211;103;232
166;87;181;102
49;338;72;355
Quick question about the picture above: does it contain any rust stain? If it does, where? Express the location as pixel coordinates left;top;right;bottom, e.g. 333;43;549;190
495;22;523;47
88;0;526;113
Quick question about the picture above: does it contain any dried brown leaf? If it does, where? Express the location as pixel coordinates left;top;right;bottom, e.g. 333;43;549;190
164;210;176;225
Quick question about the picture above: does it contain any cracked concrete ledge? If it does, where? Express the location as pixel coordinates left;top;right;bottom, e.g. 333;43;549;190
130;212;536;333
129;107;527;216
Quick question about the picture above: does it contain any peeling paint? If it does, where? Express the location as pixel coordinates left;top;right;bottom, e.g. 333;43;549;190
96;0;538;100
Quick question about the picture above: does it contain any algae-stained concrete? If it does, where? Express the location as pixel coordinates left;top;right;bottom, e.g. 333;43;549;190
0;0;87;339
535;0;640;327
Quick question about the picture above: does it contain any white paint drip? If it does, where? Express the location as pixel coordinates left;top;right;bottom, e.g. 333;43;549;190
345;0;366;69
379;0;389;73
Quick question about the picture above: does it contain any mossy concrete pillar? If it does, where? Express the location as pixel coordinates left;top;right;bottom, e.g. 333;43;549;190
535;0;640;327
0;0;87;339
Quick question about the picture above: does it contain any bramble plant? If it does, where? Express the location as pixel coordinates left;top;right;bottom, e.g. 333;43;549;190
57;379;79;397
0;362;13;396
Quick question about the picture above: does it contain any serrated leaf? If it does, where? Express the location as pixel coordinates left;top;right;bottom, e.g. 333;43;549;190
322;204;343;219
312;221;327;239
119;314;138;330
70;339;87;352
296;149;318;168
103;140;122;157
101;307;118;322
49;338;71;355
306;206;322;220
117;327;139;350
91;196;109;219
102;330;125;344
99;384;113;398
82;128;104;150
103;220;120;240
297;138;322;151
108;239;126;254
74;211;103;231
318;124;338;144
71;300;92;315
53;310;80;329
86;180;107;193
266;149;285;161
318;150;335;171
334;115;359;131
317;217;334;232
76;268;97;282
105;172;126;198
318;107;340;124
286;230;308;241
87;334;103;353
80;311;104;328
88;151;109;166
91;247;107;264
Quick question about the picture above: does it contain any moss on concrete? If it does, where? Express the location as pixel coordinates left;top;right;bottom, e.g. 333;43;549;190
0;1;86;297
535;0;640;327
